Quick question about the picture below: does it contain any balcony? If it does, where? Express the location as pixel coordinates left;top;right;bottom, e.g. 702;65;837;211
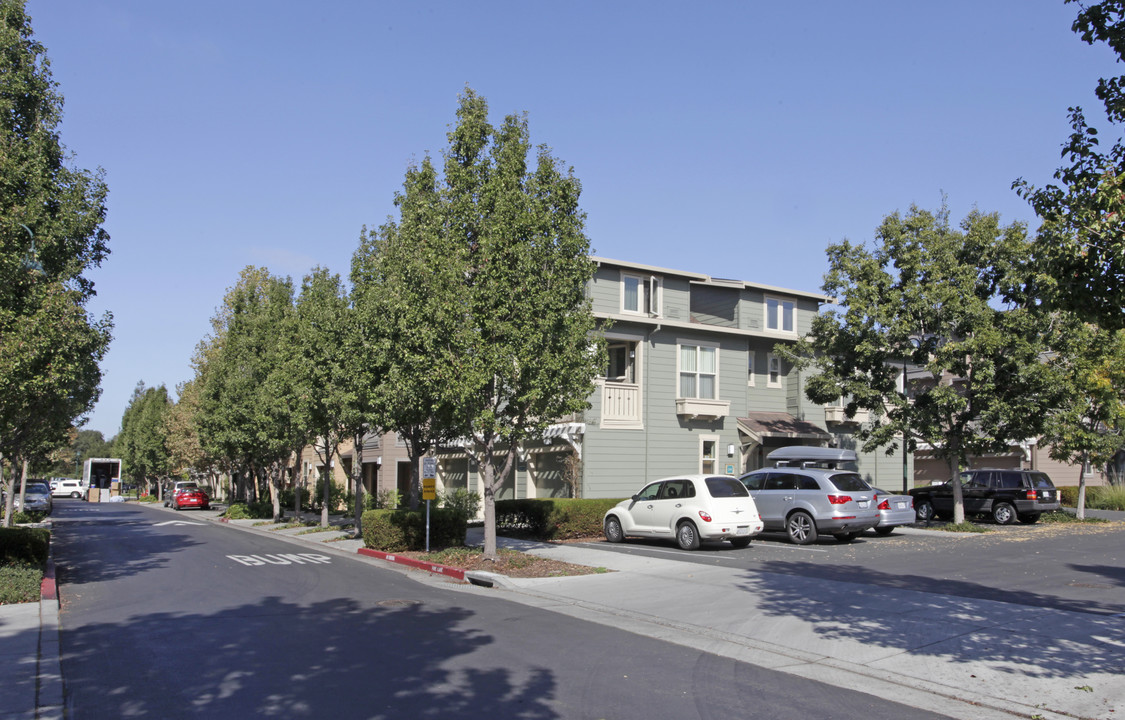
602;381;642;428
675;397;730;420
824;406;870;424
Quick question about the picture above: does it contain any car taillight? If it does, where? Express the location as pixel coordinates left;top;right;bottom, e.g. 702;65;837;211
1026;489;1037;500
827;495;852;505
698;510;713;523
878;498;890;510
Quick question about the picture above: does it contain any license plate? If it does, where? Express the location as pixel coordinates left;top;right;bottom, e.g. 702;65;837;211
895;501;906;509
858;501;869;508
736;526;750;535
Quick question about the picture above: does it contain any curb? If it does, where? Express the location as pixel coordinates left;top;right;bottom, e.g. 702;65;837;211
38;555;63;720
356;547;467;581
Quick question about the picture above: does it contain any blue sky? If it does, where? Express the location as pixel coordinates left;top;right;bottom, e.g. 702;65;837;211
26;1;1118;438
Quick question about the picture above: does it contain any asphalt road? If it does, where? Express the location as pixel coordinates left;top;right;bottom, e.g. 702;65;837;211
50;500;956;720
580;521;1125;616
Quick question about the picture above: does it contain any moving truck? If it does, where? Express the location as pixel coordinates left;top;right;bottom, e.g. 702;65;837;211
83;458;122;490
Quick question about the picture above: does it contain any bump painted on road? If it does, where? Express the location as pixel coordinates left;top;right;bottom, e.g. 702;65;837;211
227;553;332;566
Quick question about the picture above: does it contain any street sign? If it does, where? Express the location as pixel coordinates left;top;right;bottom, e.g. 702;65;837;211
422;457;436;480
422;478;436;501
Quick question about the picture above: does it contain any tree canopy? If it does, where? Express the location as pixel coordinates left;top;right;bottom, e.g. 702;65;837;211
1015;0;1125;330
782;204;1057;523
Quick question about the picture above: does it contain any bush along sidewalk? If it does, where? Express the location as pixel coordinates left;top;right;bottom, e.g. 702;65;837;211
0;526;49;605
1059;485;1125;512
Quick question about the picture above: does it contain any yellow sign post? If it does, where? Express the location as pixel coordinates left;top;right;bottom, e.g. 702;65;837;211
422;457;437;550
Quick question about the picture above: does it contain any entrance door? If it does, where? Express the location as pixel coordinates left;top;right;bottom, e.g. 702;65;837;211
396;461;412;507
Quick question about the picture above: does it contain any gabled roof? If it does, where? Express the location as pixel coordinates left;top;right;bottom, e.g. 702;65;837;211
591;256;829;302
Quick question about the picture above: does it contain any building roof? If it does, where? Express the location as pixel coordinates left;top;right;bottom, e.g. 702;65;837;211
737;413;832;443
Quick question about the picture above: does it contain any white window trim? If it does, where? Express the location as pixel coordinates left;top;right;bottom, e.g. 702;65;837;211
621;272;662;317
676;339;720;400
699;434;720;475
767;353;782;388
764;295;797;335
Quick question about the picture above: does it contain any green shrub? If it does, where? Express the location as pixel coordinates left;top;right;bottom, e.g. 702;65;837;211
439;488;481;518
1060;485;1125;511
494;498;623;540
223;501;278;520
360;508;468;551
0;562;43;604
0;527;49;565
7;510;47;525
309;477;348;513
374;489;401;509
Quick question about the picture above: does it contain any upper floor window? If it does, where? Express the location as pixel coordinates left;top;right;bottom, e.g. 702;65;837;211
765;296;795;333
605;340;637;383
623;273;661;316
767;353;782;387
747;351;755;386
679;344;717;399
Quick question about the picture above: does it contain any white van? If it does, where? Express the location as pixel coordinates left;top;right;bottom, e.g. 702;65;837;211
51;479;86;499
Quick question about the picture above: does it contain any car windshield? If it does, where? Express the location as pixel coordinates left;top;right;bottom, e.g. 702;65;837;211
827;473;870;492
705;476;750;497
25;486;50;496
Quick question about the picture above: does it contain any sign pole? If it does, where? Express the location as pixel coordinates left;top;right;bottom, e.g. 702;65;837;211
422;457;437;553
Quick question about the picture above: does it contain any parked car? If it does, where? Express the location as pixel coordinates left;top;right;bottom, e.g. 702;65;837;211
604;475;763;550
865;486;914;535
12;480;53;515
738;447;880;544
51;479;86;499
909;468;1060;525
164;481;198;507
171;484;210;511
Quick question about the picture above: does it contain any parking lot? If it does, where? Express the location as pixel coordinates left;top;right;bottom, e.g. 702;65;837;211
573;519;1125;616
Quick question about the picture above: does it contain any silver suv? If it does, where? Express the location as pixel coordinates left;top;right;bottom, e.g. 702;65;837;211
738;447;880;544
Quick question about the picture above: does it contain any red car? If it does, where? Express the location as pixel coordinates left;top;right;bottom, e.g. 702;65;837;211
172;485;210;511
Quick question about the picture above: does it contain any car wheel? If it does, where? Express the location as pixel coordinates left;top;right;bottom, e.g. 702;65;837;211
874;526;895;536
786;511;818;545
174;502;180;511
676;521;700;551
71;491;80;499
1017;513;1040;525
604;516;624;543
729;537;752;549
992;502;1016;525
915;500;935;523
834;532;859;543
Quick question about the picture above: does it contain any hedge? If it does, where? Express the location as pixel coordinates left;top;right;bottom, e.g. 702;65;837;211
494;498;623;540
361;508;468;551
0;527;48;605
0;526;49;565
1060;485;1125;511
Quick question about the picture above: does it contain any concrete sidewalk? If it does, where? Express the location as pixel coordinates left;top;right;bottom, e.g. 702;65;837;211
6;504;1122;720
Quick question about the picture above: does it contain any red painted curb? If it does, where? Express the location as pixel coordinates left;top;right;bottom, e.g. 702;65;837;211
40;559;56;601
357;547;466;581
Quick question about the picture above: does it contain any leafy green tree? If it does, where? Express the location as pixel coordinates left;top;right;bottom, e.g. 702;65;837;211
352;156;465;514
292;267;365;527
1041;319;1125;517
782;205;1057;523
1014;0;1125;330
0;2;113;522
115;382;171;495
195;267;303;518
446;89;602;558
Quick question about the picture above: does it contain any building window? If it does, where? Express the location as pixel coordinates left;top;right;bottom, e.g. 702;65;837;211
747;351;755;387
768;354;782;388
623;273;661;316
700;435;719;474
765;296;795;333
605;340;637;383
679;344;717;399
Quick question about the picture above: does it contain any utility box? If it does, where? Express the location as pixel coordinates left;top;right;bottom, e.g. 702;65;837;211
83;458;122;501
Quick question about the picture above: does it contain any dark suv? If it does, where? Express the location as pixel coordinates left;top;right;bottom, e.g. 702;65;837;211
909;468;1060;525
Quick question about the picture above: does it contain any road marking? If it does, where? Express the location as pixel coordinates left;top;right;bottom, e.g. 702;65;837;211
227;553;332;566
154;520;205;526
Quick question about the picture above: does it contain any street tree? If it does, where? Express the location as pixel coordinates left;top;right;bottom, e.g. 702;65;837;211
1041;318;1125;517
116;382;171;496
195;267;302;517
292;267;364;528
781;204;1057;524
0;2;113;520
352;155;465;513
445;90;603;558
163;378;211;484
1014;0;1125;330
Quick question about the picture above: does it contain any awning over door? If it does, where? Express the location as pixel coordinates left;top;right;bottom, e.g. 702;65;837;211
737;412;831;446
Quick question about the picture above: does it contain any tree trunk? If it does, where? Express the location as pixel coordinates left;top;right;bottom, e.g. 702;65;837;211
352;431;365;538
948;450;966;524
18;459;29;512
1;454;12;528
1076;451;1089;521
320;446;335;528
